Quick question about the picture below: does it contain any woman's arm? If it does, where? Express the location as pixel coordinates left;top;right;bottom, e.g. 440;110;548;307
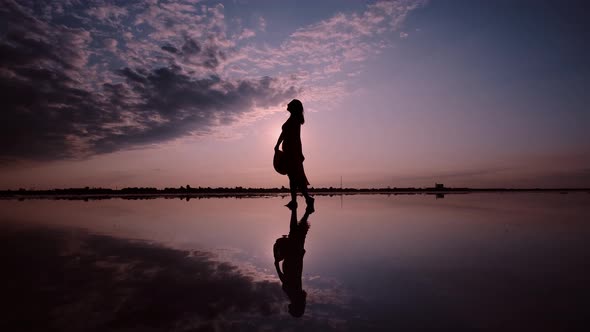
275;260;285;282
274;131;284;151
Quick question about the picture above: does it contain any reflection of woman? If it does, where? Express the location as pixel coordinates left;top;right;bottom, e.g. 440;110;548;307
275;99;314;210
274;208;313;317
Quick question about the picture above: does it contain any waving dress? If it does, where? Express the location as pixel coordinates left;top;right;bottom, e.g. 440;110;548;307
281;117;310;188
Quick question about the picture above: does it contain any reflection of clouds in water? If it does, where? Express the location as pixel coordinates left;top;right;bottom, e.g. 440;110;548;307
2;225;286;331
218;248;357;324
211;246;279;283
1;224;358;331
304;275;358;329
307;275;351;307
212;246;354;315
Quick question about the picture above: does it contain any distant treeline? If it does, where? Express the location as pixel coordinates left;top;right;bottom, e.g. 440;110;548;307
1;185;588;198
1;185;434;196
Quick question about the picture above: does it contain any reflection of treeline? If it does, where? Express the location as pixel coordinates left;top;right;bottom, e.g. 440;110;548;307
1;185;588;199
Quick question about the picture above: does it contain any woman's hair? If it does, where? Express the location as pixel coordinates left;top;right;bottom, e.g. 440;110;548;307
288;99;305;125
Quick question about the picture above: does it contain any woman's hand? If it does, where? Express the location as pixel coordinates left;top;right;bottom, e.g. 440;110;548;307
275;132;283;152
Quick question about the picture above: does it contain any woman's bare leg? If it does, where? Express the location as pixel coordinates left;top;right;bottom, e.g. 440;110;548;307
301;186;310;200
287;177;297;208
301;186;314;210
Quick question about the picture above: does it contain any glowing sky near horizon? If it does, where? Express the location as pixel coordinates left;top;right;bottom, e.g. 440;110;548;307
1;0;589;189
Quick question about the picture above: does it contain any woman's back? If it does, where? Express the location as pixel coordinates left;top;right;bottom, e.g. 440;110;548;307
281;117;302;157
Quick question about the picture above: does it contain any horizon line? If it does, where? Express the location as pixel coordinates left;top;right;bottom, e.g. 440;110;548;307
2;186;589;193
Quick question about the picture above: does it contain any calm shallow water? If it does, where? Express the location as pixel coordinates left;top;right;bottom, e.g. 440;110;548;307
1;193;589;331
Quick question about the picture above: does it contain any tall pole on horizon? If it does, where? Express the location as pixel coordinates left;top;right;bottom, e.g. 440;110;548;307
340;175;343;208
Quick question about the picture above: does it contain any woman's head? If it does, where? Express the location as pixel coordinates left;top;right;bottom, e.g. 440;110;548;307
287;99;304;124
288;290;307;317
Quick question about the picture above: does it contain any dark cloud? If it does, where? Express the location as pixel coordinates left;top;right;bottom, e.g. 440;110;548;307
180;37;201;55
0;1;100;160
0;0;300;162
163;37;225;69
92;66;297;154
161;44;179;54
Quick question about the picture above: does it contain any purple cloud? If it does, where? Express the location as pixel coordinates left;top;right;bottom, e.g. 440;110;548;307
233;0;425;102
0;0;298;161
0;0;422;162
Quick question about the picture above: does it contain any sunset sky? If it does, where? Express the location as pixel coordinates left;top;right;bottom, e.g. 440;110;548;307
1;0;589;189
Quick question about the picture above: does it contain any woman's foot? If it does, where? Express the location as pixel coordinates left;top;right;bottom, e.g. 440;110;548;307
285;200;298;210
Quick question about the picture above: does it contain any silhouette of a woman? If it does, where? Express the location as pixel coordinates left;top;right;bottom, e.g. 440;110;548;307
274;207;312;317
275;99;314;210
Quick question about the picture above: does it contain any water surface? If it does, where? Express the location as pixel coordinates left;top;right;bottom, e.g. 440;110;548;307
1;193;588;331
